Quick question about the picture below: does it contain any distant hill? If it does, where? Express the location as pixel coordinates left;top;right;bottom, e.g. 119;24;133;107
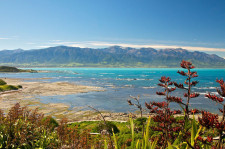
0;46;225;68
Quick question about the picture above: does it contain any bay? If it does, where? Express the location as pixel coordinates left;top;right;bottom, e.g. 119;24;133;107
1;68;225;114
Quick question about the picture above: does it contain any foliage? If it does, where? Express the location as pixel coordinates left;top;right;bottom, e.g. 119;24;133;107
95;121;120;134
17;85;23;88
145;76;184;148
0;103;106;148
0;79;22;92
0;79;6;85
42;116;59;130
174;60;200;120
0;85;19;91
127;95;145;136
203;78;225;148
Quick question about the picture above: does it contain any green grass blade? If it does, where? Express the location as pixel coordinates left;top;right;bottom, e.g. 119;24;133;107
112;129;118;149
104;140;108;149
168;142;174;149
191;115;197;146
173;131;182;146
151;138;158;149
142;138;144;149
130;117;135;149
136;139;139;149
144;116;151;149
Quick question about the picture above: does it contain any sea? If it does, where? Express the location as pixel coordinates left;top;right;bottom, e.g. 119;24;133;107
0;68;224;114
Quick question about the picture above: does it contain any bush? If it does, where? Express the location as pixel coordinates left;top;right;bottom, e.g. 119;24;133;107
134;117;147;126
95;121;119;134
0;79;7;85
42;116;59;130
17;85;23;88
1;85;18;91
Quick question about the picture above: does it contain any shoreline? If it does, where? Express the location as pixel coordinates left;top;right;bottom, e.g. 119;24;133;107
0;77;152;122
0;77;113;122
0;77;222;122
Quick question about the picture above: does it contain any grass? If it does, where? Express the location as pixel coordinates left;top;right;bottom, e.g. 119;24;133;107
0;79;6;85
0;84;19;91
0;79;22;92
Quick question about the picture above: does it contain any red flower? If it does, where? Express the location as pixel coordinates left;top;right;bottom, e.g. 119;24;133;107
168;82;173;86
219;108;224;114
197;136;213;144
191;81;199;86
167;96;183;104
206;136;213;143
217;88;225;97
172;127;181;132
190;109;200;114
190;93;200;98
197;136;203;142
168;87;176;92
177;70;186;76
157;83;166;87
190;71;198;78
174;82;184;89
151;101;168;108
173;110;182;114
198;111;218;129
159;76;171;83
205;93;224;103
156;91;166;96
145;102;153;110
215;121;225;131
180;60;195;69
216;79;224;85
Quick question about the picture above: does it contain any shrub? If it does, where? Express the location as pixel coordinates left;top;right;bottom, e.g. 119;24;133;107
0;79;6;85
0;103;106;148
1;85;18;91
133;117;147;132
42;116;59;130
17;85;23;88
95;121;119;134
134;117;147;127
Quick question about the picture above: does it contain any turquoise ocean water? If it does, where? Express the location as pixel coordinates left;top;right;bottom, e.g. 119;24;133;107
0;68;225;113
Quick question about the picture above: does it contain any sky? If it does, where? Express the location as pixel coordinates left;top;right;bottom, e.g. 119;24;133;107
0;0;225;57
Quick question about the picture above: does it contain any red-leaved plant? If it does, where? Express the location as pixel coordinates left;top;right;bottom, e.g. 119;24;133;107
203;78;225;148
174;60;200;120
145;76;184;148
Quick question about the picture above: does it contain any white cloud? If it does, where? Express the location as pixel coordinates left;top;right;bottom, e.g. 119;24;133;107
26;42;36;45
46;40;225;52
49;40;62;42
37;45;52;48
0;37;10;40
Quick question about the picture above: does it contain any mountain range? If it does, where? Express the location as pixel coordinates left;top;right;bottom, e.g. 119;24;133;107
0;46;224;68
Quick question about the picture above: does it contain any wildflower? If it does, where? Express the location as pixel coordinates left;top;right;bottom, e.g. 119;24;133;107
205;93;224;103
198;111;218;129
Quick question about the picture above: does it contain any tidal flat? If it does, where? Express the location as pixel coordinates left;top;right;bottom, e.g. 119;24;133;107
0;78;124;122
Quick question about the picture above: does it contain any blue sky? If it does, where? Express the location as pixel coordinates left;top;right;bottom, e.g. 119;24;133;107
0;0;225;57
